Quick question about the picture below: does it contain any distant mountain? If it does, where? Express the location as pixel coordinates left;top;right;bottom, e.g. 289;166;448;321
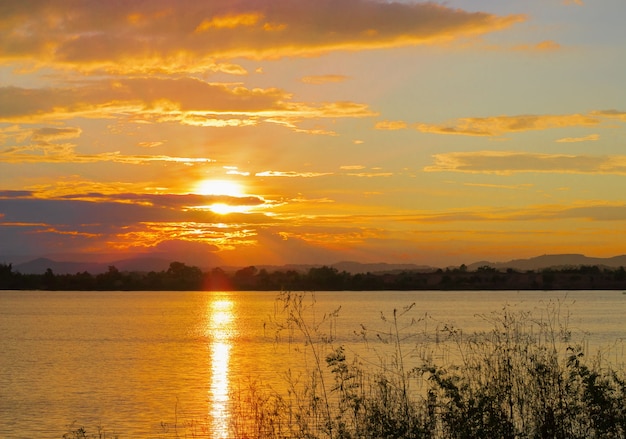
14;258;107;275
15;256;196;275
219;261;435;275
331;261;433;274
9;253;626;275
467;254;626;271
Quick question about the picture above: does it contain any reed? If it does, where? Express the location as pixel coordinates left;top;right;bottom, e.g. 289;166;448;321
231;292;625;439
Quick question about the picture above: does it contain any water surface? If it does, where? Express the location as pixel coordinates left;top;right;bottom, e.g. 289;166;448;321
1;290;624;438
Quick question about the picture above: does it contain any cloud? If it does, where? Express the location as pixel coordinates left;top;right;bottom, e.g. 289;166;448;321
195;12;263;31
255;171;332;178
301;75;349;85
224;166;250;177
137;141;164;148
591;110;626;121
415;113;600;136
55;192;267;209
31;127;82;142
0;79;376;130
513;40;561;51
463;183;534;190
371;202;626;224
0;143;215;165
0;190;34;198
375;120;408;130
219;229;358;265
0;79;288;121
563;0;584;5
0;205;263;257
346;172;393;177
556;134;599;143
424;151;626;175
0;1;524;73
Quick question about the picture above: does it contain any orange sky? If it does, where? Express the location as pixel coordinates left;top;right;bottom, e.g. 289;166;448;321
1;0;626;268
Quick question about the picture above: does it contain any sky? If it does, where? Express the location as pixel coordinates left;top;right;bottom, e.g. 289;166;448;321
1;0;626;268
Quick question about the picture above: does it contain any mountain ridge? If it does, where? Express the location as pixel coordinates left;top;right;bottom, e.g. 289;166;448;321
6;253;626;275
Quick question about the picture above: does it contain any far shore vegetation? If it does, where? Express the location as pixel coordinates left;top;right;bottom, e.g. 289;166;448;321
2;261;626;291
61;292;625;439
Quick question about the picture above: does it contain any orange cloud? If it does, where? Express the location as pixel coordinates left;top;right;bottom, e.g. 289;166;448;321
0;141;215;165
30;127;82;142
415;113;600;136
301;75;349;85
513;40;561;51
137;141;164;148
0;78;376;130
195;13;263;32
424;151;626;175
592;110;626;121
375;120;408;130
556;134;599;143
346;172;393;177
255;171;332;178
0;1;525;74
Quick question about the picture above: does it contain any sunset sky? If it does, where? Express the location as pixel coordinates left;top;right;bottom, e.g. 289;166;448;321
1;0;626;268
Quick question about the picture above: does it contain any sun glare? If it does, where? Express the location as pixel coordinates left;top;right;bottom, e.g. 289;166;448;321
197;179;244;197
210;203;249;215
195;179;253;214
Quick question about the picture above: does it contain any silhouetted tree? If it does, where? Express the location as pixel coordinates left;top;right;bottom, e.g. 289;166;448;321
165;261;203;290
0;263;16;289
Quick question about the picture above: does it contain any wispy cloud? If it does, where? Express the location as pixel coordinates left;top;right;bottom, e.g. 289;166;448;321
346;172;393;177
301;75;349;85
137;141;164;148
31;127;82;142
339;165;366;170
556;133;599;143
0;78;376;132
375;120;408;130
255;171;332;178
591;110;626;121
415;113;599;136
513;40;561;51
0;143;215;165
425;151;626;175
388;202;626;223
463;183;534;190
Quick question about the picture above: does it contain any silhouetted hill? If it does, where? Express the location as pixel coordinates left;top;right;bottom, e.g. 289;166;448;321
467;254;626;271
14;258;106;275
220;261;435;275
15;257;188;275
331;261;433;274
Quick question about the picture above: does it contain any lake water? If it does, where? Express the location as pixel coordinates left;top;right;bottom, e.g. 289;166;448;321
1;290;624;438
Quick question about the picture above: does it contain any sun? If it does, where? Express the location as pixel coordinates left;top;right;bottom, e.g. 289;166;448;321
195;179;253;214
196;179;244;197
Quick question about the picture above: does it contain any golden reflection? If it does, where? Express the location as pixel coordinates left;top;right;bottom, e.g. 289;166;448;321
207;298;235;439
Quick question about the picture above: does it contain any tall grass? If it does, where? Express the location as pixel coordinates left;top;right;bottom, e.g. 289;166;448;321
228;292;625;439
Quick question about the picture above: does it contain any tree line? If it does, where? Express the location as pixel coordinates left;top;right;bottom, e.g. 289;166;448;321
2;261;626;291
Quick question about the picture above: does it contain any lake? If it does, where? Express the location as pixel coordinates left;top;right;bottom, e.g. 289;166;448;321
1;290;624;438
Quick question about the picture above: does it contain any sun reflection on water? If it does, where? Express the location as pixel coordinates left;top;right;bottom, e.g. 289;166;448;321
207;298;235;439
